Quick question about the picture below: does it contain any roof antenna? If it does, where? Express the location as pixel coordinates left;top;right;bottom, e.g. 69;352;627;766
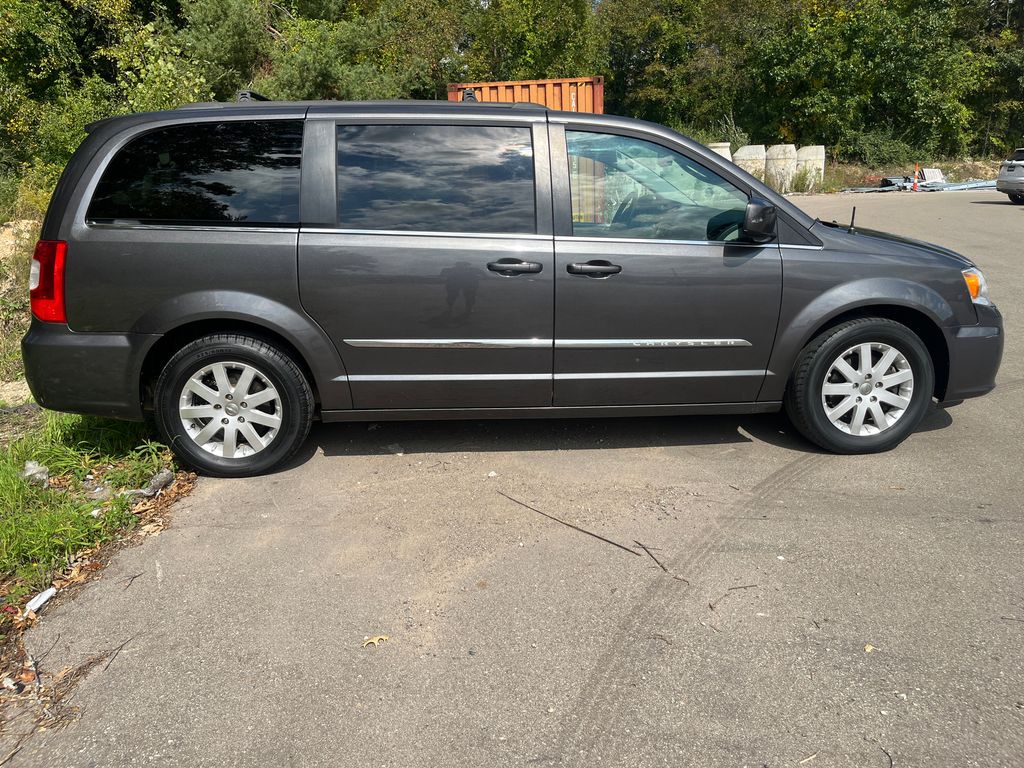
849;205;857;231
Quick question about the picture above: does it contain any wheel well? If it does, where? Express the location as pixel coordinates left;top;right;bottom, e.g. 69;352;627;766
139;320;320;412
802;306;950;399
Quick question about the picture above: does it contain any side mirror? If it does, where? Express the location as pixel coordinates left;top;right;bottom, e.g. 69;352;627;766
742;197;777;243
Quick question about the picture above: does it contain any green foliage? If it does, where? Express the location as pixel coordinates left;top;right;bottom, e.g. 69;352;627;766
106;21;210;112
0;175;18;222
375;0;472;97
0;0;1022;216
256;16;408;100
0;0;83;98
846;129;917;168
463;0;596;81
33;77;122;168
179;0;270;99
742;0;987;158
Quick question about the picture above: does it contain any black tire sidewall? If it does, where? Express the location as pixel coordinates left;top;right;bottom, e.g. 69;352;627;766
155;338;311;477
799;323;934;453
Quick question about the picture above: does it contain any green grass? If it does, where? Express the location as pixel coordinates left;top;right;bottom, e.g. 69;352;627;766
0;413;169;593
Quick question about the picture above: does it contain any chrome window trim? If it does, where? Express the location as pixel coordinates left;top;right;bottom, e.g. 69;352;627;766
557;235;773;248
85;223;300;233
301;228;552;240
319;112;546;124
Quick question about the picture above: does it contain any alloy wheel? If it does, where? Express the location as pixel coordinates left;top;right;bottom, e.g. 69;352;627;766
821;342;915;436
178;361;283;458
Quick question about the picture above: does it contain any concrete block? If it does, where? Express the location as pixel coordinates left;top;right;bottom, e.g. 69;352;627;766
732;144;766;179
795;145;826;191
766;144;798;192
707;142;732;161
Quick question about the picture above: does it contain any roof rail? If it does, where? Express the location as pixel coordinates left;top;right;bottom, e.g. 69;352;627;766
236;90;270;102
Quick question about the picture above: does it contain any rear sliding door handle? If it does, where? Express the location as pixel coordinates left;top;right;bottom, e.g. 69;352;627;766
567;261;622;277
487;259;543;276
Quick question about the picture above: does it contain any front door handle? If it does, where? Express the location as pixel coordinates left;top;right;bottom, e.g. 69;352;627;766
487;259;543;276
567;261;623;277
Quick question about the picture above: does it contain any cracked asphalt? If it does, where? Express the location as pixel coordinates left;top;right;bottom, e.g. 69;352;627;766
8;190;1024;767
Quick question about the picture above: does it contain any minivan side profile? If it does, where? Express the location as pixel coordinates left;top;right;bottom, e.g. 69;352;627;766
23;101;1003;476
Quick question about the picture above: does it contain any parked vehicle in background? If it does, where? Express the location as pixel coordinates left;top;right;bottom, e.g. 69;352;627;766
996;148;1024;203
22;100;1004;476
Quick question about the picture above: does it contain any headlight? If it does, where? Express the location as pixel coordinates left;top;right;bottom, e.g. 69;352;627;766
962;267;991;306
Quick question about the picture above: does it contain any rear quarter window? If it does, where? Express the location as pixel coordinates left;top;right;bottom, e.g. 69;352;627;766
87;120;303;226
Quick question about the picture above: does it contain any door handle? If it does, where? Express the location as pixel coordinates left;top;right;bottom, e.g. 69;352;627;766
567;261;622;277
487;259;543;276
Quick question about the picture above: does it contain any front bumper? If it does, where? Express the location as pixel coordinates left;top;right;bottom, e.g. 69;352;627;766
941;303;1003;402
21;320;160;421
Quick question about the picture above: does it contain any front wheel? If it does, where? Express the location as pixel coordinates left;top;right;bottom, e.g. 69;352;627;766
154;334;313;477
784;318;934;454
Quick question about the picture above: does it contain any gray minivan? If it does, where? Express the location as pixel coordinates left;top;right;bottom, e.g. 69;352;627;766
22;101;1003;476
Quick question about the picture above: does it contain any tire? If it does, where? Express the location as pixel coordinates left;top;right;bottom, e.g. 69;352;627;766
784;318;934;454
1009;193;1024;205
154;334;313;477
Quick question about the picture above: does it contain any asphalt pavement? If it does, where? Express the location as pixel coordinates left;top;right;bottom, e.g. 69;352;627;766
9;190;1024;767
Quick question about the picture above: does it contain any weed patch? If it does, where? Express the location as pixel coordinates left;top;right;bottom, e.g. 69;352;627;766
0;413;171;606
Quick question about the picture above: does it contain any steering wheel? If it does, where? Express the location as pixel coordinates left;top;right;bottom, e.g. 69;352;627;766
612;191;639;225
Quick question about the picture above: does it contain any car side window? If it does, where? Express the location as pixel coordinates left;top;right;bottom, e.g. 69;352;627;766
87;120;303;226
566;131;749;242
336;124;536;234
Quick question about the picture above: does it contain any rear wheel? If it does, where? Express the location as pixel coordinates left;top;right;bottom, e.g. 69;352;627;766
1009;193;1024;205
154;334;313;477
784;318;934;454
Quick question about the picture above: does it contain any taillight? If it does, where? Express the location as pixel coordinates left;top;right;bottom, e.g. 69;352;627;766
30;240;67;323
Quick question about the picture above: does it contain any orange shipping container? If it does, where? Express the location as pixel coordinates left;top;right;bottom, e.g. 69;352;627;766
447;76;604;114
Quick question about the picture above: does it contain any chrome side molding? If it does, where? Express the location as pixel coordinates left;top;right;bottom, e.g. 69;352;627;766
343;338;752;349
333;369;766;383
344;338;551;349
555;338;752;349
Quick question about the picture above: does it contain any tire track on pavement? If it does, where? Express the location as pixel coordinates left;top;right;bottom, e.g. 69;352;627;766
549;452;831;766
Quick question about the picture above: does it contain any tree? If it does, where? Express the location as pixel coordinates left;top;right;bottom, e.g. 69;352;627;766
179;0;270;99
255;16;408;100
463;0;596;81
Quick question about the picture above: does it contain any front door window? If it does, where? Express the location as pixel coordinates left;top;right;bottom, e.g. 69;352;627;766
566;131;748;242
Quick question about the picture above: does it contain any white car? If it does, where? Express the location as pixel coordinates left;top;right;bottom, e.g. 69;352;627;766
996;148;1024;204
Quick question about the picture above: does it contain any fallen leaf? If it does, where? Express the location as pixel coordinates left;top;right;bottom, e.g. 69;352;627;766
864;643;877;653
362;635;390;648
